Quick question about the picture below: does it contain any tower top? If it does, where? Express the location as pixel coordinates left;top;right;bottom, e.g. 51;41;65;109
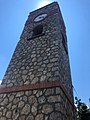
30;2;59;14
25;1;66;33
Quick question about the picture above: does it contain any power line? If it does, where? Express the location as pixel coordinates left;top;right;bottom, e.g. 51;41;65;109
72;85;80;100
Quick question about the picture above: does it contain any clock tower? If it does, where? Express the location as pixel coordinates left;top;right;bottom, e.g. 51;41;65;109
0;2;76;120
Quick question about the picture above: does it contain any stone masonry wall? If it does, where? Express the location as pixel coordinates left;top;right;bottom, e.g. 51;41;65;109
0;2;76;120
0;86;75;120
2;2;73;101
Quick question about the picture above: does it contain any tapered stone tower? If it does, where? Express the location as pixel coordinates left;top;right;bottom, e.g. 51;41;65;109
0;2;76;120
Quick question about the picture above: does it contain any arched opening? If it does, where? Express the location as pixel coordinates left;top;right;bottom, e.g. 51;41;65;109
32;25;43;37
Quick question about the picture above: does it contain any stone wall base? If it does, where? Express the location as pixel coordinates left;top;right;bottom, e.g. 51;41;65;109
0;84;76;120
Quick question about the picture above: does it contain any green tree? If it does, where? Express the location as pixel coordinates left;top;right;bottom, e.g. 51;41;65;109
75;97;90;120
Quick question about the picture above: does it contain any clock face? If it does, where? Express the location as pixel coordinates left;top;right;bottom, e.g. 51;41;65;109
34;13;47;22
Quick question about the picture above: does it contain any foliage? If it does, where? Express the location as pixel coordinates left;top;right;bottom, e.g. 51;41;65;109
75;97;90;120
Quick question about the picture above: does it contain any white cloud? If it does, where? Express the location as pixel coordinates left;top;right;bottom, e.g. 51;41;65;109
0;80;2;84
38;0;56;8
38;1;50;8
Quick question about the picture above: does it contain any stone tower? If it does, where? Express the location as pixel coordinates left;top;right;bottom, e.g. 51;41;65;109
0;2;76;120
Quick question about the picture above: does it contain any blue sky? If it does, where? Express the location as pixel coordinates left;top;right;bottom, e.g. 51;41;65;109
0;0;90;105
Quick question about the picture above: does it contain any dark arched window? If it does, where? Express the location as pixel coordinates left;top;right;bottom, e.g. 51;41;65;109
32;25;43;37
